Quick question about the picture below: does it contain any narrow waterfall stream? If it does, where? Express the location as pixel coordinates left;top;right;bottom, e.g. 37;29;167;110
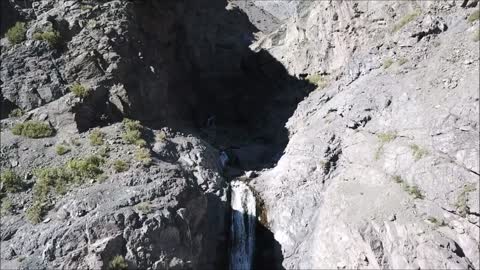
229;180;256;270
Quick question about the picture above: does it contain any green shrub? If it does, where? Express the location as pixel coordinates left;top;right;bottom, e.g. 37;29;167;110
392;10;421;32
135;148;152;166
70;83;90;98
80;4;93;11
136;202;152;214
66;155;104;183
8;108;24;118
392;175;424;199
306;74;329;89
474;29;480;42
426;216;446;227
467;10;480;22
1;198;13;215
377;132;397;143
407;185;424;199
375;132;397;159
0;170;24;193
89;128;105;146
108;255;128;270
6;22;27;44
113;160;129;173
455;184;476;217
11;121;55;138
27;155;106;224
33;29;62;47
122;118;146;146
35;167;72;195
56;145;70;155
409;144;428;161
26;201;47;224
383;58;394;69
392;175;403;184
156;131;167;142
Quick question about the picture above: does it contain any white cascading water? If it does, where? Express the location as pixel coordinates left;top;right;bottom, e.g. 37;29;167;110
230;180;256;270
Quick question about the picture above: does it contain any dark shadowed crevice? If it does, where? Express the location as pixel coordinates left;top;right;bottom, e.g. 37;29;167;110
69;0;315;267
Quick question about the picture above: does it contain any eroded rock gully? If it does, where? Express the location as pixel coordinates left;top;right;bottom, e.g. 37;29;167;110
1;0;479;269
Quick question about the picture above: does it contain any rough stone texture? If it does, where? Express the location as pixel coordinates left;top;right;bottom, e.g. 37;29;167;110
1;0;479;269
252;1;480;269
0;122;228;269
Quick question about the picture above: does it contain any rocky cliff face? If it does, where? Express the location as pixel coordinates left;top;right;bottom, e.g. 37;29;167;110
1;0;479;269
248;1;480;269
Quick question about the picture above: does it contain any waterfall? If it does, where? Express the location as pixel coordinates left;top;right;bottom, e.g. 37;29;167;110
230;180;256;270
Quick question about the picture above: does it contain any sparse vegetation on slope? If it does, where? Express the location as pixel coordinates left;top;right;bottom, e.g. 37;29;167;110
33;28;62;47
6;22;27;44
122;118;147;146
392;175;424;199
409;144;428;161
306;74;329;89
0;170;24;193
26;155;105;223
11;121;55;138
56;144;71;155
108;255;128;270
135;147;152;166
89;128;105;146
113;160;129;173
8;108;24;118
455;184;476;217
392;10;421;32
69;83;90;98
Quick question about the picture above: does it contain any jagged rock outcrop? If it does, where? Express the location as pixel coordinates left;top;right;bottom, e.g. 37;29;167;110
0;121;228;269
1;0;479;269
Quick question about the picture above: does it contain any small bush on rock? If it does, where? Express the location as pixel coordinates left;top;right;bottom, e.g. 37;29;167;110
8;108;24;118
108;255;128;270
26;201;47;224
70;83;90;98
455;184;476;217
89;128;105;146
306;74;329;89
136;202;152;214
0;170;24;193
6;22;27;44
409;144;428;161
122;118;146;146
1;198;13;216
392;175;424;199
135;147;152;166
56;144;70;155
33;28;62;47
113;160;129;173
377;132;397;143
11;121;55;138
66;155;104;183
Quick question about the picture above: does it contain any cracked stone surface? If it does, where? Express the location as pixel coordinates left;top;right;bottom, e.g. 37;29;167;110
252;1;479;269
